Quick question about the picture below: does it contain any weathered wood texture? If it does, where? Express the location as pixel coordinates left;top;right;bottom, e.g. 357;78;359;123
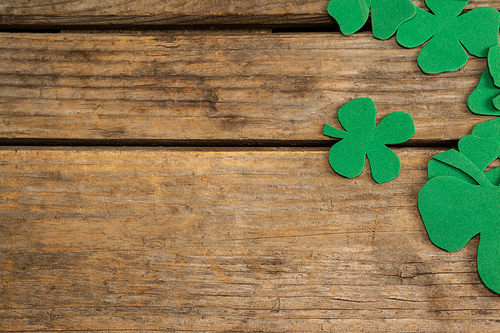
1;148;499;332
0;0;498;28
0;33;493;143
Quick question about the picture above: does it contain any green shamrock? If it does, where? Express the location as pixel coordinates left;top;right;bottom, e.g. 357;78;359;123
397;0;500;74
418;134;500;294
323;98;415;183
472;117;500;142
327;0;416;40
468;46;500;116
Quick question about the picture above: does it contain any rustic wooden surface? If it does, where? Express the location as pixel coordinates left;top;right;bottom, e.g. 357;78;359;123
0;0;498;28
1;148;500;332
2;0;500;331
0;32;493;144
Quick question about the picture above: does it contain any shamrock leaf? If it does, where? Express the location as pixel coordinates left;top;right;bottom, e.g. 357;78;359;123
468;46;500;116
418;134;500;293
324;98;415;183
397;0;500;74
488;46;500;87
327;0;416;40
473;117;500;141
471;120;500;185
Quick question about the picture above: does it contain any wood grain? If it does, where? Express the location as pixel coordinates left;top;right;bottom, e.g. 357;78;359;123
0;32;493;144
0;0;498;28
1;148;499;332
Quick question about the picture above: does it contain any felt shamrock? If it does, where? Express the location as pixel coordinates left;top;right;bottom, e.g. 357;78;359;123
323;98;415;183
397;0;500;74
472;117;500;142
468;46;500;116
327;0;416;40
418;134;500;294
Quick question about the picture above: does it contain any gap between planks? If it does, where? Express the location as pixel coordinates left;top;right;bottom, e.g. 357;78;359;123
0;139;459;148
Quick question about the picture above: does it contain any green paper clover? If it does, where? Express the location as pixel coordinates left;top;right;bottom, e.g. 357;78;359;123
327;0;416;40
419;134;500;294
323;98;415;183
397;0;500;74
468;46;500;116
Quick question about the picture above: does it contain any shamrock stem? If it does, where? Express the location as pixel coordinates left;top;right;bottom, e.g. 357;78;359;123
323;124;347;139
434;149;491;187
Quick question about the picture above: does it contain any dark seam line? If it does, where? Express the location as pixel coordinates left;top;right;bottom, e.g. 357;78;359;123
0;138;458;148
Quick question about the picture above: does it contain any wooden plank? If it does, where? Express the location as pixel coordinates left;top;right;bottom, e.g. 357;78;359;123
0;1;498;28
1;147;499;332
0;33;493;144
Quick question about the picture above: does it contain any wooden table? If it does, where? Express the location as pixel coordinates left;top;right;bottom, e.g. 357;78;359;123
1;1;500;331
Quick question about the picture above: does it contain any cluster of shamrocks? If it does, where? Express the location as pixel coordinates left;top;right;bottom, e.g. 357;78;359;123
328;0;500;73
325;0;500;294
